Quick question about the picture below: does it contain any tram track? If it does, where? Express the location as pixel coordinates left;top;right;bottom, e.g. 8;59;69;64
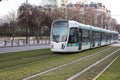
0;53;59;71
0;46;118;80
22;46;117;80
25;47;120;80
0;49;52;63
0;46;112;71
66;48;120;80
72;49;120;80
92;55;120;80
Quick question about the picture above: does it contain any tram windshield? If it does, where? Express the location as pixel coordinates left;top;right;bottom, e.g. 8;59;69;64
51;21;68;42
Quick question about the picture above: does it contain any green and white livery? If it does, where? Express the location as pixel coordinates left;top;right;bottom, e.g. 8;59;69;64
50;20;119;52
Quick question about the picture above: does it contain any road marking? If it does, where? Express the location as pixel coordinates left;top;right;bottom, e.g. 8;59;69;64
93;55;120;80
66;48;120;80
22;47;114;80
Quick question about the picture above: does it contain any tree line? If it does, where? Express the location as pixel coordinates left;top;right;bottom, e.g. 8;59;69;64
0;2;120;44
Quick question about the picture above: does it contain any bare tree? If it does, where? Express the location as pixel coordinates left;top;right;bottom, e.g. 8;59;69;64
84;8;94;25
18;3;33;44
5;11;17;46
116;24;120;33
31;7;46;43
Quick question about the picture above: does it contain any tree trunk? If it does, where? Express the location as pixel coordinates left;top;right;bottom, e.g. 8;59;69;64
36;24;40;44
11;22;15;46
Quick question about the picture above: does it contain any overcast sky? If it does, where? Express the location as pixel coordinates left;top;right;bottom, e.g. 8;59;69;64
0;0;42;17
0;0;120;23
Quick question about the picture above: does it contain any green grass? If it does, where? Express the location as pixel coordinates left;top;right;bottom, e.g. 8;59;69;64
0;46;112;80
0;46;119;80
0;48;51;62
97;54;120;80
29;47;119;80
0;48;59;69
74;50;120;80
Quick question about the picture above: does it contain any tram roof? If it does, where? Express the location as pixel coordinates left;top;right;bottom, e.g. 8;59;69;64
90;26;101;32
110;31;119;34
69;20;91;30
65;20;118;34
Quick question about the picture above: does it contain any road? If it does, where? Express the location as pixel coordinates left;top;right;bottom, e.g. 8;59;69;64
0;41;119;54
0;44;50;53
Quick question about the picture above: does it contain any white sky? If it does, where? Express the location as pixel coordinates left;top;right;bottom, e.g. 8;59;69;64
0;0;41;17
0;0;120;23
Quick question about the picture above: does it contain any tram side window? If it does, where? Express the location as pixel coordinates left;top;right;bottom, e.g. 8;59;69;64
110;34;112;40
113;34;118;40
117;34;118;40
95;32;101;41
113;34;115;40
82;29;89;45
102;32;105;41
68;28;78;43
106;33;109;41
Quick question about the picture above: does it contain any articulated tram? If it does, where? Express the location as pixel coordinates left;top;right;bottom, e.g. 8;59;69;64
50;20;119;52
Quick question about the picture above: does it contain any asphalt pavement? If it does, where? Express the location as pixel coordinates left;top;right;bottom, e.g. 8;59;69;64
0;41;119;54
0;44;50;53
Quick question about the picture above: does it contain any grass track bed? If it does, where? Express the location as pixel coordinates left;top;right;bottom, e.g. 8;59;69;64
0;48;62;69
0;46;117;80
0;49;51;62
96;54;120;80
28;47;119;80
74;50;120;80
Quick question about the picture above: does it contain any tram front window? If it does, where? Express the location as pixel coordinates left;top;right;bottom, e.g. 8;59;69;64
52;21;68;42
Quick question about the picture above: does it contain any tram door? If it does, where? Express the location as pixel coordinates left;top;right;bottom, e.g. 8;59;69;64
78;29;82;50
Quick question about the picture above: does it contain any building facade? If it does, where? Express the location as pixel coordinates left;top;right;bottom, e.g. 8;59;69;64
41;0;68;7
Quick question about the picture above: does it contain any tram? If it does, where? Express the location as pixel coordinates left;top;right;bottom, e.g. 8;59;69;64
50;20;119;52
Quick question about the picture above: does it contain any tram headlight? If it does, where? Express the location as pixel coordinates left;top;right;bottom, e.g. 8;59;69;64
61;43;66;49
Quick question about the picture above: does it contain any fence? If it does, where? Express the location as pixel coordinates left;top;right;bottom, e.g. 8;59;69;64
0;37;50;47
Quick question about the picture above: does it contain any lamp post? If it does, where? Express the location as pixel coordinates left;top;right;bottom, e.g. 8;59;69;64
26;0;29;45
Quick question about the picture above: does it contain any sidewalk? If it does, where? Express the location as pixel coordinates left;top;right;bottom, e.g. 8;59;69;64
0;44;50;53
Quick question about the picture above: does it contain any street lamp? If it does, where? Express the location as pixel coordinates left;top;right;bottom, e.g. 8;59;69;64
25;0;29;45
